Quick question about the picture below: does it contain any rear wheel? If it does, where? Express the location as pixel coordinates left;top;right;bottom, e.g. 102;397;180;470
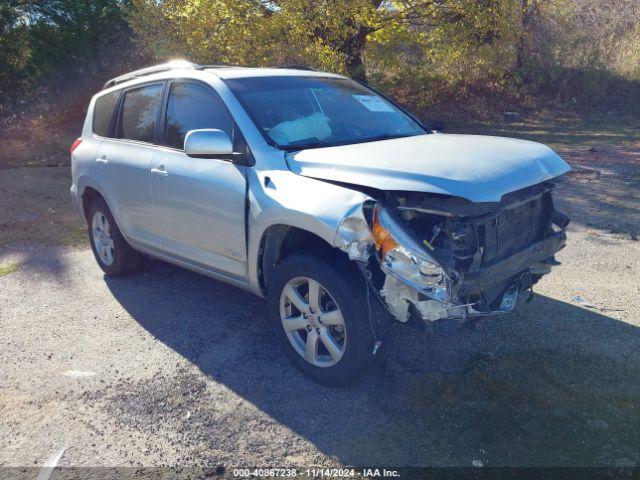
87;197;141;276
267;253;383;386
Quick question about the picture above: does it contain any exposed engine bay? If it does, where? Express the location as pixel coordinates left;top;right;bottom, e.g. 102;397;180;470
336;181;569;325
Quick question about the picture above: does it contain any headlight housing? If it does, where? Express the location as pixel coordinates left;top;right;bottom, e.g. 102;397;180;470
371;204;449;302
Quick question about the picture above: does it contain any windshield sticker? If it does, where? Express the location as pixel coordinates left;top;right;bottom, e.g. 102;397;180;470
353;95;395;112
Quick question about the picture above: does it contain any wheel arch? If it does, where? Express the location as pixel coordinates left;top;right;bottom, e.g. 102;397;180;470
76;177;120;227
257;224;349;295
81;186;104;222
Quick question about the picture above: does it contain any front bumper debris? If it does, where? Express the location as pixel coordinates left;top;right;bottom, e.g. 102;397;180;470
457;231;566;297
335;182;569;325
381;268;522;322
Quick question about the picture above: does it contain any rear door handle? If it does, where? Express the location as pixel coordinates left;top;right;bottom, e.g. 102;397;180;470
151;165;169;177
96;155;108;165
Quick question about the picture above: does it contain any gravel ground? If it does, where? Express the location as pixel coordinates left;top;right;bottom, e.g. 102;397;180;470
0;158;639;475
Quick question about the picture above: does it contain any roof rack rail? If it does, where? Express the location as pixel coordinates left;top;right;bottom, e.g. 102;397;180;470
103;60;203;89
276;65;315;71
201;64;247;69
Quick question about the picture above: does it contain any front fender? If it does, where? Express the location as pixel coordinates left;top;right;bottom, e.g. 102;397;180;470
246;169;372;294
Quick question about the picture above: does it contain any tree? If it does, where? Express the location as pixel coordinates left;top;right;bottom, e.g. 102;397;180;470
265;0;385;81
128;0;433;81
24;0;130;78
0;1;30;108
128;0;524;83
128;0;268;65
0;1;133;112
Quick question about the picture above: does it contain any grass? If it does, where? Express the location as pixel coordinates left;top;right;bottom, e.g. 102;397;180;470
0;262;22;277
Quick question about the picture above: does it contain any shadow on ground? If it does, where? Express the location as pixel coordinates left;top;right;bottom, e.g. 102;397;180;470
105;260;640;467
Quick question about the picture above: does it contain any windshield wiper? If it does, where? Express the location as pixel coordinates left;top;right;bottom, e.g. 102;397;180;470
362;133;416;143
280;137;326;151
281;133;421;152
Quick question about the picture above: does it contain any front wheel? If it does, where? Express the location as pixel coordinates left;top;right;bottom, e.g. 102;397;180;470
267;253;383;386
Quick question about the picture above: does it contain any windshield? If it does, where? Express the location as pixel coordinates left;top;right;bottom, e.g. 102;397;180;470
224;76;426;150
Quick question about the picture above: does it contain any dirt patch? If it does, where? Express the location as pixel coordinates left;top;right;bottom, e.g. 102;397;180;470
449;112;640;149
0;114;79;170
555;149;640;239
558;145;640;174
0;166;85;249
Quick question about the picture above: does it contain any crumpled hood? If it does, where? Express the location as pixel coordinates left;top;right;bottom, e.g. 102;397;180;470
285;134;571;202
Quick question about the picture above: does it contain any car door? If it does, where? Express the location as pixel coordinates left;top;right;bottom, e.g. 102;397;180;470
96;82;165;249
150;80;248;279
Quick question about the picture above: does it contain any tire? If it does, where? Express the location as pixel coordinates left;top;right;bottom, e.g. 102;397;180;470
267;252;385;386
87;197;141;276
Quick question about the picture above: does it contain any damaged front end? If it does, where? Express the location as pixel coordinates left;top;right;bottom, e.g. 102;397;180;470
335;182;569;325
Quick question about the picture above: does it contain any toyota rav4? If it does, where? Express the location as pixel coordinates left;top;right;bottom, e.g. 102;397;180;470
70;60;571;385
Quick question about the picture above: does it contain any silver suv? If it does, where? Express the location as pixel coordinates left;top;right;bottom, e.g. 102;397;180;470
70;60;571;385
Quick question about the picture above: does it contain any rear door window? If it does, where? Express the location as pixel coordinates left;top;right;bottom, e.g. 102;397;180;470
93;91;120;137
163;82;234;150
118;83;164;143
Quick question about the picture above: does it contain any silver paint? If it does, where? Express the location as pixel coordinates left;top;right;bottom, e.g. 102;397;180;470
184;129;234;157
286;133;571;203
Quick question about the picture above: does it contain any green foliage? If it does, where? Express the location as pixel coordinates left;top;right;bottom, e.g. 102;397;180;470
26;0;130;78
127;0;518;83
0;261;22;277
0;1;30;110
128;0;268;65
262;0;384;80
0;1;130;110
1;0;639;118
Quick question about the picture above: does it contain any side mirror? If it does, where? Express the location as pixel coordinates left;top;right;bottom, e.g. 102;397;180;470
184;129;234;159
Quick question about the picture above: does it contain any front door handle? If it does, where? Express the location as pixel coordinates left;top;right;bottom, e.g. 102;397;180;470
151;165;169;177
96;155;108;165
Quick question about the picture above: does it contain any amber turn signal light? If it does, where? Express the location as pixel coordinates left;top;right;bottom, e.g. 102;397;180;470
372;207;398;258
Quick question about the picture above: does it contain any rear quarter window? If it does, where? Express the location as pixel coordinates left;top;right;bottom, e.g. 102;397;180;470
118;83;164;143
93;91;120;137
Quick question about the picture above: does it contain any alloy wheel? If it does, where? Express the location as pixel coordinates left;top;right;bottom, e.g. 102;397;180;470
91;211;115;266
279;276;347;367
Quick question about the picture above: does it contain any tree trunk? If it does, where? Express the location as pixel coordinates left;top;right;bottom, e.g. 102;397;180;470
345;51;367;82
342;25;371;82
343;0;385;82
516;0;539;79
